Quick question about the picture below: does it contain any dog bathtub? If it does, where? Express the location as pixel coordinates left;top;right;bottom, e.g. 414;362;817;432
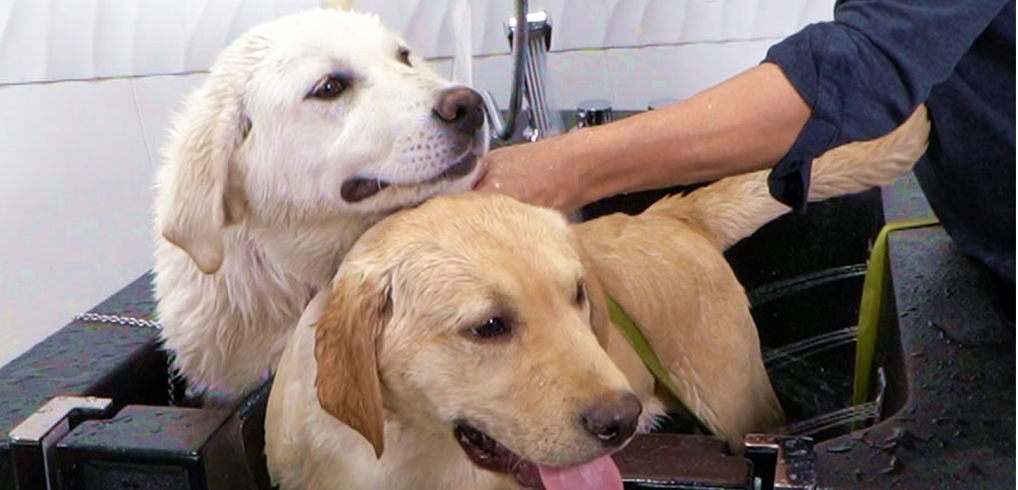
1;111;1012;490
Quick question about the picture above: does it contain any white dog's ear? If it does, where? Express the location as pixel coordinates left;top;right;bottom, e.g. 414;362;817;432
159;74;250;274
314;264;391;459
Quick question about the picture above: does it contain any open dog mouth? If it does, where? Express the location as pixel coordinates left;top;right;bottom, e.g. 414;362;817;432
453;423;624;490
340;147;480;203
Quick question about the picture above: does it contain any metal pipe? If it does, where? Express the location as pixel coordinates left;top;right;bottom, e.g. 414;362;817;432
481;0;528;141
526;32;558;139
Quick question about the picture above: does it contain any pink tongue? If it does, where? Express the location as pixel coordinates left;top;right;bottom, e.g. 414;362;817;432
537;455;623;490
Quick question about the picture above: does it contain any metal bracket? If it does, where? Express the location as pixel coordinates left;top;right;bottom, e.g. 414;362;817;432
8;396;114;490
745;434;817;490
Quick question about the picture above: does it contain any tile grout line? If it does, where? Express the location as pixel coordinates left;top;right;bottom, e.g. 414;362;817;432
128;79;157;171
424;35;788;61
0;70;208;88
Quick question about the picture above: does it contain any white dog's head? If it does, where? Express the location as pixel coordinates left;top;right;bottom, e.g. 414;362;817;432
156;9;487;274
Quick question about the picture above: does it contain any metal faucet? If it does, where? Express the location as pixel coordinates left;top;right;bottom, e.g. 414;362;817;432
481;0;559;142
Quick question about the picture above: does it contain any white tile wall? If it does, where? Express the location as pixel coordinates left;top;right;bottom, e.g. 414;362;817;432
357;0;834;110
0;80;160;365
131;73;208;167
604;40;776;108
357;0;834;56
0;0;320;84
0;0;833;84
446;41;774;112
0;0;834;366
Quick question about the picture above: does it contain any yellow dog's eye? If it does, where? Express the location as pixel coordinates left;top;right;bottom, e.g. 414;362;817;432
309;74;350;100
397;46;412;67
471;317;511;339
575;280;586;306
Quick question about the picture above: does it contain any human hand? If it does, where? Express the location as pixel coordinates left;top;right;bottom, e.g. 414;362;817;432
474;135;586;213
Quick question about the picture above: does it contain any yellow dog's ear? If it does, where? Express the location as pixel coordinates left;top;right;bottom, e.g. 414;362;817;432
158;69;250;274
314;263;391;458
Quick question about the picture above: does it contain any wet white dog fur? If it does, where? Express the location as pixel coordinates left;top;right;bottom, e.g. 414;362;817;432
152;9;486;397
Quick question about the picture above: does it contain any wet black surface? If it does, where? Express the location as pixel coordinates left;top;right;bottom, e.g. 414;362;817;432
0;273;163;486
54;404;256;490
815;227;1016;488
613;434;752;489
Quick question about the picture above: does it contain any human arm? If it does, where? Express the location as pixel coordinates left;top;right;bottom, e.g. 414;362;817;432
476;62;811;213
477;0;1010;213
764;0;1011;209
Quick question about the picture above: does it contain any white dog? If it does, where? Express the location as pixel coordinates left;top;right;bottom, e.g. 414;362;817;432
152;9;487;397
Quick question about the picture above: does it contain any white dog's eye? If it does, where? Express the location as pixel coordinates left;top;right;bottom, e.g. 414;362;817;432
397;46;412;67
469;317;511;340
309;74;350;100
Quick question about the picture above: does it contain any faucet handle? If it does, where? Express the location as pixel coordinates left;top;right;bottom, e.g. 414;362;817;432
506;11;552;50
480;89;510;139
576;99;613;128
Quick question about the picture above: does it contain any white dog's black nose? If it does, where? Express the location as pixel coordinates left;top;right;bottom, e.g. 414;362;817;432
580;392;642;447
434;86;485;135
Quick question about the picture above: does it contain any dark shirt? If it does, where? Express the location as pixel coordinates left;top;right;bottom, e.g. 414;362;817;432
764;0;1015;283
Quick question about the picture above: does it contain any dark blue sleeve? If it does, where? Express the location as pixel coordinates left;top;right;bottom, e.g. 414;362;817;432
762;0;1010;210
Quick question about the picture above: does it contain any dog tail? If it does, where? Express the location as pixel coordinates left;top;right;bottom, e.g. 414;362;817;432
645;104;931;250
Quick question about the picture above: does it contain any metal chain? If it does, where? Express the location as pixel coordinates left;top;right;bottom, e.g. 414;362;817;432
72;312;179;406
72;312;162;329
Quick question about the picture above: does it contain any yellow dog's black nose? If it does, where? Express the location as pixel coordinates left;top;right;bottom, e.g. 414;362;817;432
580;392;642;447
433;86;485;135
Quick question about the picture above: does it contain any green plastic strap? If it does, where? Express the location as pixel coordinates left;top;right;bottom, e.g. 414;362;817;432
605;293;710;433
852;217;940;406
